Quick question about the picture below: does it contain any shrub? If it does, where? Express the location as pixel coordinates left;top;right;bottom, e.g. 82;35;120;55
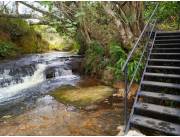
84;41;105;75
108;41;143;82
0;41;17;57
83;41;144;82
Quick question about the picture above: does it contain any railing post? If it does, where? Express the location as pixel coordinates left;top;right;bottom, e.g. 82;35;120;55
124;64;128;132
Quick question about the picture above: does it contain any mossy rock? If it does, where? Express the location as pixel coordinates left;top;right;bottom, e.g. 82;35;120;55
0;17;50;56
51;85;114;107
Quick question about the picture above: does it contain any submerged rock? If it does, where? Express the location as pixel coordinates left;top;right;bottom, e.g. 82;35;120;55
1;115;12;119
116;126;144;136
84;104;98;111
113;81;139;100
51;85;114;107
126;129;144;136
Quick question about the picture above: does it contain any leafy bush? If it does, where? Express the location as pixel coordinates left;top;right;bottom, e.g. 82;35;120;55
84;41;144;82
84;41;105;75
108;41;143;82
0;41;16;57
109;42;127;64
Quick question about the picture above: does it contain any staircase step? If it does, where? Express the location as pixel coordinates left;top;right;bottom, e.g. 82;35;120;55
155;43;180;46
139;91;180;102
151;53;180;55
157;31;180;36
135;102;180;118
153;48;180;50
152;48;180;53
155;39;180;42
131;114;180;135
154;44;180;49
156;35;180;38
155;40;180;44
144;72;180;78
141;80;180;89
147;65;180;70
148;59;180;62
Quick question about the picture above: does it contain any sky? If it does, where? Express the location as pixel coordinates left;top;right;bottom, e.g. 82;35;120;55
0;1;50;15
0;1;49;23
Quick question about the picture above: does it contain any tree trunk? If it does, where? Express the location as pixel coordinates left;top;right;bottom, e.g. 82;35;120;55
15;1;19;15
103;2;144;49
103;2;134;49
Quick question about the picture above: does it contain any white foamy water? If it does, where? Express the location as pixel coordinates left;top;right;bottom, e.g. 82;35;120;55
0;52;81;103
0;69;12;80
0;64;47;101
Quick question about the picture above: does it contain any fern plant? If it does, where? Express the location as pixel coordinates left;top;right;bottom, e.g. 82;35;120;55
108;41;144;82
84;41;105;75
0;41;16;57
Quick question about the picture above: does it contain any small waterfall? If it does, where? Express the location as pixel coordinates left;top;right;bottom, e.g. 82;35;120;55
0;64;46;101
0;52;81;104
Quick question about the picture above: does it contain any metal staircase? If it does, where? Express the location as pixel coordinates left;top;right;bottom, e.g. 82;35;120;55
130;31;180;135
121;4;180;136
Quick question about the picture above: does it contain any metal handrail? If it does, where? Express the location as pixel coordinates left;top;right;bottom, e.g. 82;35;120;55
122;3;159;133
127;19;157;94
121;4;159;72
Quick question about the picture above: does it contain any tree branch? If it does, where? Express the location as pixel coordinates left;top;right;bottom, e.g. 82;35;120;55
19;1;61;20
29;20;49;25
0;13;34;19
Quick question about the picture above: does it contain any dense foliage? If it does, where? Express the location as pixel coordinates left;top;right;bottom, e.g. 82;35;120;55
0;17;50;58
0;1;180;83
145;2;180;30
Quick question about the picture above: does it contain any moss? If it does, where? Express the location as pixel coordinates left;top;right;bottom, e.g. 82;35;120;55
33;25;80;52
0;17;50;57
0;41;17;58
51;85;114;107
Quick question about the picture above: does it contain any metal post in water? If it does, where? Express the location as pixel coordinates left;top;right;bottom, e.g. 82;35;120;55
124;64;128;132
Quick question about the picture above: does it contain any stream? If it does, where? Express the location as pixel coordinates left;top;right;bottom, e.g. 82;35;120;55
0;52;123;135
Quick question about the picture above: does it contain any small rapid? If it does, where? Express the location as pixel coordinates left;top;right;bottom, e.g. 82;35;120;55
0;64;47;101
0;52;81;107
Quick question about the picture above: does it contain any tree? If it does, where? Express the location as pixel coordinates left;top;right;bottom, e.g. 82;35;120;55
51;1;144;52
145;1;180;30
102;2;144;49
0;1;144;53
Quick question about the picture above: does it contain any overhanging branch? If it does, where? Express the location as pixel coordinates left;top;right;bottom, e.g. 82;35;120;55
19;1;61;20
0;14;33;19
29;20;49;25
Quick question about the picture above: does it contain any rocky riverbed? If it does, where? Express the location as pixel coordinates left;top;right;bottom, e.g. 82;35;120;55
0;78;125;135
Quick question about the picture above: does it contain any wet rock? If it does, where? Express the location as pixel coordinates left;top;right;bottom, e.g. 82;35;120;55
126;129;144;136
66;106;77;111
67;57;83;73
2;115;12;119
51;85;114;107
84;105;98;111
45;69;55;79
113;81;139;100
101;68;114;85
117;126;144;136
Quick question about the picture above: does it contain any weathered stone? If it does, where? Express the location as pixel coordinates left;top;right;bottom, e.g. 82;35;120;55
113;81;139;100
101;68;114;85
45;68;55;79
84;104;98;111
116;126;144;136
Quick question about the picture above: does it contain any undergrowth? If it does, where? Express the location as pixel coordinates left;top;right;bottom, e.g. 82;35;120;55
84;41;144;82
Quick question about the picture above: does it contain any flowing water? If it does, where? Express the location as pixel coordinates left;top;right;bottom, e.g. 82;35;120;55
0;52;123;135
0;52;80;115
